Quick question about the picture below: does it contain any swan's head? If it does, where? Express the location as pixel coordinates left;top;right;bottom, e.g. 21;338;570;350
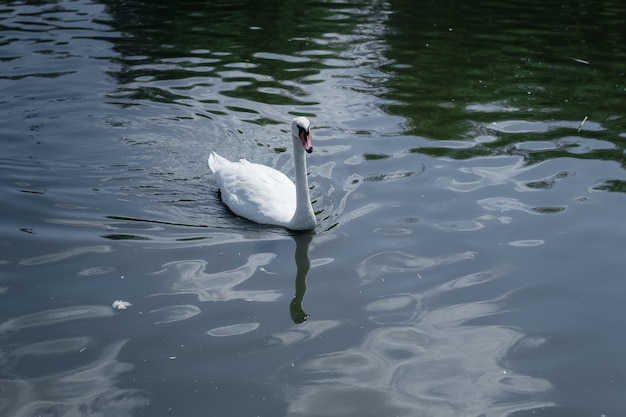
291;117;313;154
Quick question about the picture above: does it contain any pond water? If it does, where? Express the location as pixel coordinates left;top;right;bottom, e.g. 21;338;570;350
1;0;626;416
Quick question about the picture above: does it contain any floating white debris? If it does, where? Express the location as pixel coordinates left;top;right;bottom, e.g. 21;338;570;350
577;115;588;132
112;300;132;310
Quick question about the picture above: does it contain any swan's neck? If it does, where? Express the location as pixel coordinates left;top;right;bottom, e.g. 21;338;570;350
291;135;315;228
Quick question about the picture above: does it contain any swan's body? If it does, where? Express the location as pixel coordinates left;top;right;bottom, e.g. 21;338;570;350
208;117;316;230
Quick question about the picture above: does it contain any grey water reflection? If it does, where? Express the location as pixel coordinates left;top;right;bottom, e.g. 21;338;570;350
0;306;146;417
0;305;113;333
18;245;113;266
150;304;202;325
153;252;280;302
153;231;317;325
285;262;552;416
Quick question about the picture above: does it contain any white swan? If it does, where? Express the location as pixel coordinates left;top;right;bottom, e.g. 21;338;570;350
208;117;316;230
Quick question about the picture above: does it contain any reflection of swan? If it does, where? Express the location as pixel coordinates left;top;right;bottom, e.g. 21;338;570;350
290;231;313;324
208;117;316;230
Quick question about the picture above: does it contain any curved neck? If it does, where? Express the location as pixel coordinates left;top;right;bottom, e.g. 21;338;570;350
291;134;314;226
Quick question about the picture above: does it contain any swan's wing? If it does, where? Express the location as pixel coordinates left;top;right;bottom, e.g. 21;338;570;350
209;154;296;226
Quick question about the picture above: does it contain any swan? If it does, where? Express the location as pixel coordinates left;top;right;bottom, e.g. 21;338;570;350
208;117;316;230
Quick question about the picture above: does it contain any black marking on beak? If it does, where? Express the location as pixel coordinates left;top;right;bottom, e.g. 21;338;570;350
298;126;313;153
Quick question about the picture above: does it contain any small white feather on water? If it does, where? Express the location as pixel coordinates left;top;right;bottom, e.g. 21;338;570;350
112;300;132;310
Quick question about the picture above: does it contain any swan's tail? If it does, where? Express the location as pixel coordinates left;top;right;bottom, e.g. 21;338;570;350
208;151;229;173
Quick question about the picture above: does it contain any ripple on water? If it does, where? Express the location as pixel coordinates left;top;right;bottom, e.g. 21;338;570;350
286;245;555;415
11;336;93;356
365;294;421;325
78;266;116;276
356;251;476;285
557;136;618;154
267;320;341;347
515;141;558;151
433;219;486;232
0;339;148;416
478;197;565;215
488;119;604;133
18;245;112;266
0;305;114;333
206;322;259;337
508;239;545;247
153;253;280;302
372;227;412;236
150;304;202;324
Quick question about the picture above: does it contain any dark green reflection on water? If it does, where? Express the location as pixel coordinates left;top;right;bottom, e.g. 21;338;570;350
103;0;626;169
593;178;626;192
102;0;373;119
383;0;626;166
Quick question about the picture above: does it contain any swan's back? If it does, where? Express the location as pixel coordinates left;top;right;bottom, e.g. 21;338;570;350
208;151;297;227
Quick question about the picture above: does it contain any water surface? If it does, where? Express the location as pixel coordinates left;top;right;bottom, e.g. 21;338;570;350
1;0;626;416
